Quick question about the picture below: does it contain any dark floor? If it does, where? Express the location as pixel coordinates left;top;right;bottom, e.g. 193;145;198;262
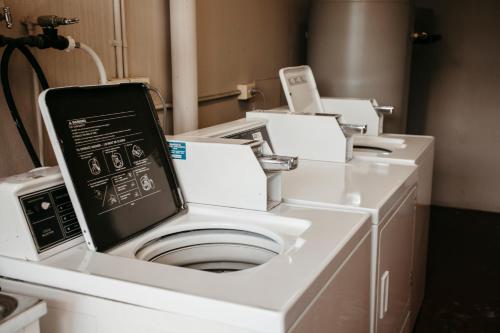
414;206;500;333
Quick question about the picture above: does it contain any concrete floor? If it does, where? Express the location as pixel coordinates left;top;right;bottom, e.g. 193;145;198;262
414;206;500;332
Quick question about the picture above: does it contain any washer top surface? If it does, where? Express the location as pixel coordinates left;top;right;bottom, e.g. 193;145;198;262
282;159;418;223
353;133;434;165
0;203;370;332
0;292;46;332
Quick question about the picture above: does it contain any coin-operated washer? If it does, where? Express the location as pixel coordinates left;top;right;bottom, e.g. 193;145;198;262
0;84;372;333
249;65;434;329
300;99;433;330
178;117;419;333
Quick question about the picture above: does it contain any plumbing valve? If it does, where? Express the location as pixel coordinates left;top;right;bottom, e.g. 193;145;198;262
36;15;79;28
15;15;81;50
0;6;13;29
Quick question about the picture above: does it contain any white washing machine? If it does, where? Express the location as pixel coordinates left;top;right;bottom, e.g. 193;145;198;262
319;101;434;329
0;194;372;333
247;113;434;331
351;134;434;330
249;65;435;329
176;119;419;333
0;84;373;333
0;292;46;333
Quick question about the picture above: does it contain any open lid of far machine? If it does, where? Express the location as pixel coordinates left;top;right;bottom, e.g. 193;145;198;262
39;83;185;252
279;65;325;114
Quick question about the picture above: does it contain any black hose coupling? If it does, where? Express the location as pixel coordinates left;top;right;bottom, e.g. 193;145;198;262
12;32;69;50
8;15;79;50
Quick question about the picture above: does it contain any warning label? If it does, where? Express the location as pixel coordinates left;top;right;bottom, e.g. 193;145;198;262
168;141;186;160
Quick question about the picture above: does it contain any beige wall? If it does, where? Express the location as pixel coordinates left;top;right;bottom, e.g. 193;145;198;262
0;0;119;177
0;0;308;178
408;0;500;212
197;0;308;127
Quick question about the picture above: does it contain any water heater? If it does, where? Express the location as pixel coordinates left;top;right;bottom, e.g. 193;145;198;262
308;0;413;133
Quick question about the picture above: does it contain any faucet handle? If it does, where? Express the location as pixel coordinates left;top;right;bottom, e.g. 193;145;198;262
0;6;13;29
340;123;367;136
374;106;394;115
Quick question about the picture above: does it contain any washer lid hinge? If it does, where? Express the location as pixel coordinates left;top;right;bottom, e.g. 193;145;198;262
176;187;187;210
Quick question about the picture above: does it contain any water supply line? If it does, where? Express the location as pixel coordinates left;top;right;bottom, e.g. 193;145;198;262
33;72;44;164
1;15;109;168
74;41;108;84
1;41;50;168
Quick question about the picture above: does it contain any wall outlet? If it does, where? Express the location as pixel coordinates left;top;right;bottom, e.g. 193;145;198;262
237;82;256;100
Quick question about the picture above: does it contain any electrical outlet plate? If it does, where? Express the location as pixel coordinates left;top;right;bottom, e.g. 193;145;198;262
237;82;256;100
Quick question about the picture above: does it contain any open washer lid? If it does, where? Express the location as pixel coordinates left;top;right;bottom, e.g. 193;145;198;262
279;65;325;114
39;83;185;251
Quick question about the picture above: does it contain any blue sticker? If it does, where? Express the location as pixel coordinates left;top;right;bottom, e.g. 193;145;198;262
168;141;186;160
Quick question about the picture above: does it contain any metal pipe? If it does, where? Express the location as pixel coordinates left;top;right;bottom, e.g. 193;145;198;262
120;0;129;77
170;0;198;134
33;71;44;165
112;0;124;79
198;90;241;103
156;89;242;111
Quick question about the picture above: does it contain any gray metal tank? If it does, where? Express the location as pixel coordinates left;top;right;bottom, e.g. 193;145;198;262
308;0;413;133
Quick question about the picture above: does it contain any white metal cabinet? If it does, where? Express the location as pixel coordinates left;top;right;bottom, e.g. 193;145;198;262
290;228;371;333
375;188;416;333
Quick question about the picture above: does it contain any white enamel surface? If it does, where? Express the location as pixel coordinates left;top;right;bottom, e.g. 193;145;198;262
279;66;324;114
355;136;406;148
179;118;268;138
247;110;349;163
168;138;274;211
0;203;370;333
353;134;434;166
282;160;418;223
320;97;382;136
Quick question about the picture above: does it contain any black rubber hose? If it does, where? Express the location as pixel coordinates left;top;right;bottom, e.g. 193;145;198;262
1;42;50;168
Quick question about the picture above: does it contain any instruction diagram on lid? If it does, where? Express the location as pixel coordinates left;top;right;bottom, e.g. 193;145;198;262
140;174;155;191
111;152;124;169
131;144;144;159
66;110;164;215
88;157;101;175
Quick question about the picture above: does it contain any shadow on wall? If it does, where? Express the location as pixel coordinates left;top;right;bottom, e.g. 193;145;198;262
407;7;442;135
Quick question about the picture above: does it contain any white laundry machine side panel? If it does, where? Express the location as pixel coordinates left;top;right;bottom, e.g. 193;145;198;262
409;140;434;329
374;188;416;333
13;321;41;333
288;228;371;333
0;279;260;333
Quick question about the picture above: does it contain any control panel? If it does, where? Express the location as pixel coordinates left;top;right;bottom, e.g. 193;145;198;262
20;185;81;253
0;166;83;261
224;125;274;152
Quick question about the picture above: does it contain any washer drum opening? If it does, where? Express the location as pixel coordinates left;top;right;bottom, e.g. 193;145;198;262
353;145;393;154
135;229;282;273
0;294;18;322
